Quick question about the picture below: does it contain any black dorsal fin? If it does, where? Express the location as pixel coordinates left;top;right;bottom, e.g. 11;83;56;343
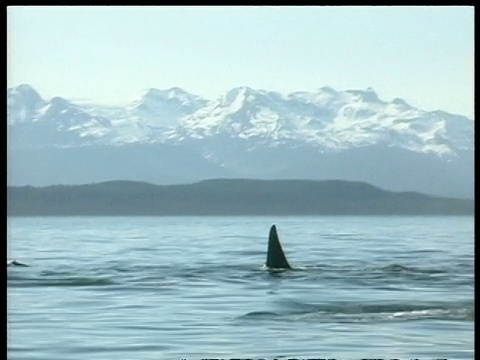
266;225;291;269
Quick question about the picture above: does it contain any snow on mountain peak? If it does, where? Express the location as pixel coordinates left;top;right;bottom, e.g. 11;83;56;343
129;87;208;129
6;84;473;157
181;86;472;157
7;84;46;125
222;86;257;106
344;88;381;103
140;87;206;105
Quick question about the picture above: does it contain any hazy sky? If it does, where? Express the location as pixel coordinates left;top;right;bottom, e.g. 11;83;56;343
7;6;474;118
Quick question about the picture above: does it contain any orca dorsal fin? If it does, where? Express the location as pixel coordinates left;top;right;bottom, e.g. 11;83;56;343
266;225;291;269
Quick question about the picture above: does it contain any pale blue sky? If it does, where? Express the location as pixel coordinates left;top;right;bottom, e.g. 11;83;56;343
7;6;474;118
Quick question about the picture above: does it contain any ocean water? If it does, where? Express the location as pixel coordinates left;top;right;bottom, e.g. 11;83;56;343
7;216;474;360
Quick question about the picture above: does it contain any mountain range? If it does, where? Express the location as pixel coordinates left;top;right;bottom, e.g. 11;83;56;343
7;84;474;199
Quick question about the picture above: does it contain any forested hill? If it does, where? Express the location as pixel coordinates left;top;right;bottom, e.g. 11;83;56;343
7;179;474;216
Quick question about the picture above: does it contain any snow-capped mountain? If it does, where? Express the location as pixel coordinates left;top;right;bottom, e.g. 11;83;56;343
6;84;474;198
7;84;46;125
131;87;208;127
178;85;473;157
7;87;112;148
7;84;473;156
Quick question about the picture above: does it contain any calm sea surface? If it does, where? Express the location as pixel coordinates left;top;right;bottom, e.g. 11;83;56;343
7;216;474;360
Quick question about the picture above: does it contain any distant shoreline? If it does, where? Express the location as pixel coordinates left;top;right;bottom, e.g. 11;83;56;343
7;179;474;217
6;214;473;218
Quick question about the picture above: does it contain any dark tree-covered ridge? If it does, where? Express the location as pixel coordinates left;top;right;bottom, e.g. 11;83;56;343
7;179;473;216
